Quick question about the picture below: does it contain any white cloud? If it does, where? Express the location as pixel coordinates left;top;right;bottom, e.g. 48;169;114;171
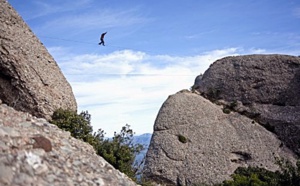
23;0;93;20
35;6;149;35
51;47;242;136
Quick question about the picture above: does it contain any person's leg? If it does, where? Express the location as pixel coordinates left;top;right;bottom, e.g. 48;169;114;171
99;39;104;45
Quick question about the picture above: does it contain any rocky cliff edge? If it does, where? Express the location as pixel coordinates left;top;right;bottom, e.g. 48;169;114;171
0;0;77;119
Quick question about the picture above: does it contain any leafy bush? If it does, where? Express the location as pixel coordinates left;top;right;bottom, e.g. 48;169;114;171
276;158;300;185
51;109;143;182
51;108;99;146
221;158;300;186
95;124;143;180
222;167;279;186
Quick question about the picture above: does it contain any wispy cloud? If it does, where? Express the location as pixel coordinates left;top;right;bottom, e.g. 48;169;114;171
43;9;147;31
50;46;300;136
29;2;149;36
184;30;216;40
293;7;300;18
48;47;244;136
23;0;93;20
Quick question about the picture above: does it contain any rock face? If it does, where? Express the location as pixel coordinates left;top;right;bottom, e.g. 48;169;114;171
0;100;138;186
0;0;77;119
143;90;296;185
194;54;300;155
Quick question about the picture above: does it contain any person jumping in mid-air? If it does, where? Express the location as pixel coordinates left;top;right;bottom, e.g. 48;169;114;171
98;32;107;46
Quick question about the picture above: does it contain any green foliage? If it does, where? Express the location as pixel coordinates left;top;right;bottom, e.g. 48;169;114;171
51;109;144;182
95;124;143;180
223;107;231;114
275;158;300;185
178;134;188;143
222;167;279;186
221;158;300;186
51;108;98;146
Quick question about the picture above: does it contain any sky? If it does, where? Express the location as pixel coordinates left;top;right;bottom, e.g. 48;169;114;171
8;0;300;136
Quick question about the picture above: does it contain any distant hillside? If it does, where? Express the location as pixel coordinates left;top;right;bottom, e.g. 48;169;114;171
133;133;152;146
132;133;152;166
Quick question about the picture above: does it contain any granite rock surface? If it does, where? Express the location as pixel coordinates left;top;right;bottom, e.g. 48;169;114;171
195;54;300;155
0;0;77;119
144;90;296;185
0;99;138;186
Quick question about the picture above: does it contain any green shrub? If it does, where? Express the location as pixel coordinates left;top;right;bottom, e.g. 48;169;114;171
221;158;300;186
51;108;98;146
223;107;231;114
95;124;143;180
51;109;143;182
222;167;279;186
178;134;188;143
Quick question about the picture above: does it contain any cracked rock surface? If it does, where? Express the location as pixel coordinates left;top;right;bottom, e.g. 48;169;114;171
0;100;138;186
195;54;300;156
143;90;296;185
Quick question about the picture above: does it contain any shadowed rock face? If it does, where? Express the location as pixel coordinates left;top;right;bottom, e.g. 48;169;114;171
195;54;300;155
0;0;77;119
196;54;300;106
143;91;296;185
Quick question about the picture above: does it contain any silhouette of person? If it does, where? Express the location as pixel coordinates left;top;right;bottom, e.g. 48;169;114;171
99;32;107;46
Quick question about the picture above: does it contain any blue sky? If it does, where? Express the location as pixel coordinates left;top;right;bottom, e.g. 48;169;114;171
8;0;300;136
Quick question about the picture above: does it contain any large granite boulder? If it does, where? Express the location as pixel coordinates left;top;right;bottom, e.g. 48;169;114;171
0;100;138;186
143;90;296;185
0;0;77;119
194;54;300;155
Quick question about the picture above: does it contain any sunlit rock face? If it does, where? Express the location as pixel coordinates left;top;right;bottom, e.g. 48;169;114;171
144;90;296;185
144;54;300;185
0;101;138;186
0;0;77;119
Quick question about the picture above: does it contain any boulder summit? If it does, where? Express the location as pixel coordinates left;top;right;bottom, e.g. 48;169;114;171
144;54;300;185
